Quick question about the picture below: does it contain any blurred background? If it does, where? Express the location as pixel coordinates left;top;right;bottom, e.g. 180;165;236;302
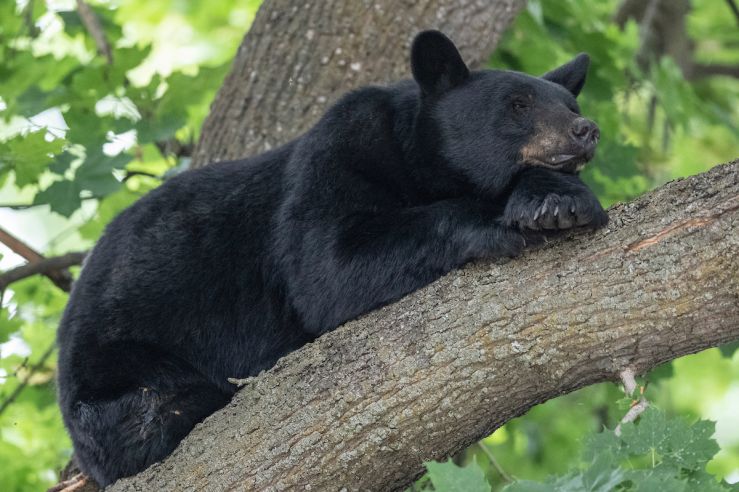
0;0;737;490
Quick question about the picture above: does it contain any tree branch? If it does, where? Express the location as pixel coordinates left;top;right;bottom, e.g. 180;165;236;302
689;63;739;80
0;251;87;291
0;227;82;292
75;0;113;64
0;342;56;417
108;161;739;491
725;0;739;26
615;0;739;81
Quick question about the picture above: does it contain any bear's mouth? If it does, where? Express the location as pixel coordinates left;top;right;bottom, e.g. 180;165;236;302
522;152;593;174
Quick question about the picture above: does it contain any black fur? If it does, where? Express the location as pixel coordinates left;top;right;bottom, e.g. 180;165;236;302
57;30;607;486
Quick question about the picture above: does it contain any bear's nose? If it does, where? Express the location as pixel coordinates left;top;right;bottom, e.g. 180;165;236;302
569;117;600;148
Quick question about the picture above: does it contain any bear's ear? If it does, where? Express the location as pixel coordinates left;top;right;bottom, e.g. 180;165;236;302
411;30;470;96
542;53;590;97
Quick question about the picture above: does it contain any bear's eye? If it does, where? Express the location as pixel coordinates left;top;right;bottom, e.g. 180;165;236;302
511;98;530;113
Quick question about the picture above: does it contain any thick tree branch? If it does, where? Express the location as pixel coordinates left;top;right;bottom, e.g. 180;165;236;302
109;160;739;491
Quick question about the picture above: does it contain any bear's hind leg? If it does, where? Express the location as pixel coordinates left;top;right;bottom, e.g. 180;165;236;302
67;356;231;487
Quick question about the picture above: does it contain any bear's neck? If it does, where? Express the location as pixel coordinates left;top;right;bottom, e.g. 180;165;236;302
397;99;473;203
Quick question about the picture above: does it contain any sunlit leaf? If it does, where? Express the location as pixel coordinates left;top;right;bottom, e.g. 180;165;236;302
425;459;491;492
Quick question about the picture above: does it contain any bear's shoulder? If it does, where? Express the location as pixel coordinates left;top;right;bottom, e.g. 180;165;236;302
313;80;418;134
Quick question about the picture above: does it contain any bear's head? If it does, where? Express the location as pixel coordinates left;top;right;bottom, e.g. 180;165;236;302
411;30;600;195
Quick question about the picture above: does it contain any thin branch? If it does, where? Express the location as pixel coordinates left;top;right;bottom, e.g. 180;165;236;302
725;0;739;26
0;226;44;262
0;342;56;416
75;0;113;64
0;253;83;416
689;63;739;80
154;137;195;160
122;170;161;183
0;227;81;292
21;0;40;38
0;251;87;291
477;442;513;483
635;0;661;71
614;0;646;28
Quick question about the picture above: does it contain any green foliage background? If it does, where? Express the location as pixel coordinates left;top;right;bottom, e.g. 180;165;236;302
0;0;736;490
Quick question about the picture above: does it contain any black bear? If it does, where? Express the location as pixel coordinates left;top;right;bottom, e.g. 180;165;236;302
57;30;607;486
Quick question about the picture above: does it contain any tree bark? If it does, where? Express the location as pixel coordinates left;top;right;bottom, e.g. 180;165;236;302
109;160;739;491
191;0;526;167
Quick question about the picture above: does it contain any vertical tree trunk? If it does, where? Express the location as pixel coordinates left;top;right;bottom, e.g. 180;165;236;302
191;0;526;167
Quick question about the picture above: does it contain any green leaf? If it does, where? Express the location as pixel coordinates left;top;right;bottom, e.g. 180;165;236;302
580;454;626;491
619;407;667;456
135;110;186;144
425;459;491;492
48;151;78;175
617;408;720;471
626;466;687;492
33;180;82;217
582;428;623;462
0;310;23;344
503;480;555;492
647;361;675;384
14;86;52;117
0;131;65;187
75;152;131;197
718;340;739;359
686;470;733;491
662;419;719;470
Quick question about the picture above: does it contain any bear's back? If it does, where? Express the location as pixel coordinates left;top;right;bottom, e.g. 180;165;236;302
57;143;305;397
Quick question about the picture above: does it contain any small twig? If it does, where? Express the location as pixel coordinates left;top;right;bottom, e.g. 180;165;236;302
615;367;649;436
0;251;87;291
0;342;56;416
227;377;252;387
154;137;195;160
635;0;661;70
477;442;513;483
47;473;89;492
76;0;113;64
21;0;40;37
123;170;161;183
620;367;638;396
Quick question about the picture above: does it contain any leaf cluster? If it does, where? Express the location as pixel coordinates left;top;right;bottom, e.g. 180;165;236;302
419;408;732;492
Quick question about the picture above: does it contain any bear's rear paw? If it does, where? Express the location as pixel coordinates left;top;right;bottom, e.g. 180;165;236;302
505;192;608;231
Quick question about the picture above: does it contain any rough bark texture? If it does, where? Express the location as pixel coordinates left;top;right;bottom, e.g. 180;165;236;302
110;160;739;491
191;0;526;167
